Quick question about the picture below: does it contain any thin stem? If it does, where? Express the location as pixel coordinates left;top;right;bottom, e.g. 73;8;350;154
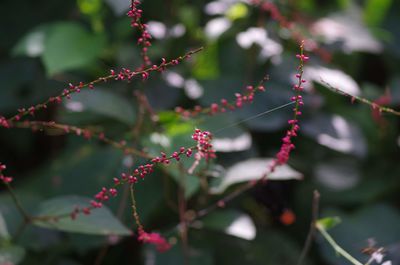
130;184;143;231
13;121;151;159
214;101;295;135
316;224;363;265
4;183;30;222
297;190;320;265
320;79;400;116
4;47;203;124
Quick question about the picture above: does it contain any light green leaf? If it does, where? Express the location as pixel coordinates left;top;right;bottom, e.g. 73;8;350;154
225;3;248;21
192;43;219;79
317;217;341;230
42;22;106;75
363;0;392;26
66;89;136;125
33;196;131;236
211;158;303;194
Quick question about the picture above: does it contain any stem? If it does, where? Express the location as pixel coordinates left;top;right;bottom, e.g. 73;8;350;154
320;79;400;116
130;184;143;230
5;47;203;123
316;224;363;265
297;190;320;265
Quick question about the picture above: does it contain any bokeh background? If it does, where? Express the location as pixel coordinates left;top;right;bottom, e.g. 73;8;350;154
1;0;400;264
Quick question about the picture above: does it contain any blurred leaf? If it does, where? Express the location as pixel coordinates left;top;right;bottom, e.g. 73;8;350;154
178;6;200;33
211;158;302;194
202;209;256;240
0;245;25;265
225;3;248;21
77;0;102;16
314;159;360;191
33;196;131;236
305;65;360;96
65;234;105;253
197;113;252;152
312;9;383;53
302;114;367;157
12;25;49;57
363;0;392;26
65;89;136;125
205;229;305;265
21;143;123;198
18;226;61;252
161;158;201;199
317;217;341;230
42;22;106;75
104;0;128;15
0;212;10;240
0;59;57;112
193;43;219;79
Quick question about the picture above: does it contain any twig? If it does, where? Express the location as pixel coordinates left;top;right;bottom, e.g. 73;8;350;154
4;183;31;222
297;190;320;265
2;47;203;124
12;121;151;159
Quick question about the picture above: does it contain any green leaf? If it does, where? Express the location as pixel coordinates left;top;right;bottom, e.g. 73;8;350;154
66;89;136;125
225;3;248;21
42;22;106;75
211;158;303;194
77;0;102;16
21;143;122;198
317;217;341;230
33;196;131;236
192;43;219;79
363;0;392;26
0;246;25;265
202;209;256;240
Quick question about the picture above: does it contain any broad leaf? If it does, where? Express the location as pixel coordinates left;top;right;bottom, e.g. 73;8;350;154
42;22;106;75
33;196;131;236
211;158;302;194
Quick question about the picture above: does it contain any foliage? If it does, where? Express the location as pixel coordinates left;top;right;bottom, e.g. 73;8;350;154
1;0;400;265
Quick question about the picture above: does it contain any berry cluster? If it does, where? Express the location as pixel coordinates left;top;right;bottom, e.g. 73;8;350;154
138;229;171;252
270;43;309;172
175;84;266;118
127;0;152;68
